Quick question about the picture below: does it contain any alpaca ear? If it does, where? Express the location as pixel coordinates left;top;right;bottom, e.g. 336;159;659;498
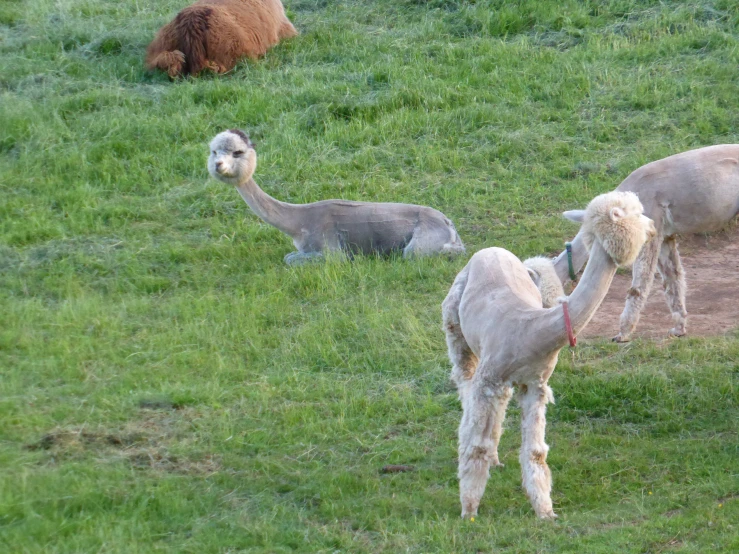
563;210;585;223
609;207;625;221
526;267;540;284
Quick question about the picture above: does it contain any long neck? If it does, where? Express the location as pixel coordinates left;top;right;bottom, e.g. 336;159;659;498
234;177;300;236
552;230;588;283
533;241;617;352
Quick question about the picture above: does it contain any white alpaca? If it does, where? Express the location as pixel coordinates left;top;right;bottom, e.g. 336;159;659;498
551;145;739;341
442;191;656;519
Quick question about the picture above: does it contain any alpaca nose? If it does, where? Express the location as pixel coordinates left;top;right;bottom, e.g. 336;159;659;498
215;161;223;171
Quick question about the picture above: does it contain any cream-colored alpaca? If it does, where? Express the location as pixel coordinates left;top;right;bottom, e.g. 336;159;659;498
442;191;656;519
552;145;739;341
523;257;565;308
208;130;465;264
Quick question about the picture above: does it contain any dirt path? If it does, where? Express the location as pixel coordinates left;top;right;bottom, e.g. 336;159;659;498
580;228;739;340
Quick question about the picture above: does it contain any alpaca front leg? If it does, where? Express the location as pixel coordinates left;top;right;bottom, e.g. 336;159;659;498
657;237;687;337
615;236;662;342
518;383;557;519
458;384;510;519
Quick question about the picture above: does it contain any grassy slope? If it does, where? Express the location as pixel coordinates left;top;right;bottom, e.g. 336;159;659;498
1;0;738;551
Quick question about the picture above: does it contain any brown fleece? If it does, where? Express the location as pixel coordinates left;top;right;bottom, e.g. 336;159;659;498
145;0;298;77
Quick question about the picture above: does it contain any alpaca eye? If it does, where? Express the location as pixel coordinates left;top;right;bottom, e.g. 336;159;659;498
212;151;216;155
233;151;245;158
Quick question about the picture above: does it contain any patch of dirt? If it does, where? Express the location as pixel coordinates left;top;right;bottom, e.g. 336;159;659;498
580;228;739;340
25;409;219;475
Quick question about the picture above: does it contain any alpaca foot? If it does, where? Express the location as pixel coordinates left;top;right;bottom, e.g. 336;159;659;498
612;333;631;343
537;509;558;520
668;327;686;338
206;61;228;74
284;251;325;266
461;508;478;520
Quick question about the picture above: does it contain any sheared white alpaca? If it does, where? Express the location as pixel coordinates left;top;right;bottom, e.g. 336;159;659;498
442;191;656;519
552;145;739;341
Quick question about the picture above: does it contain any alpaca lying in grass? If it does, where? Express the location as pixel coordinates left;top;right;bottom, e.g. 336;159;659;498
207;130;465;264
145;0;298;77
551;145;739;341
442;191;655;519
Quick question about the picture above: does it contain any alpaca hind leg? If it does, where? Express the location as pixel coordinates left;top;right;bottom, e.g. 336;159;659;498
442;266;477;389
657;237;687;337
615;235;662;342
404;221;463;258
518;383;557;519
458;382;511;519
488;385;513;467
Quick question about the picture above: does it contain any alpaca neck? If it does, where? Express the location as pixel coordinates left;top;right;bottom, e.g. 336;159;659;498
235;177;300;236
565;241;617;333
552;230;588;283
535;241;616;352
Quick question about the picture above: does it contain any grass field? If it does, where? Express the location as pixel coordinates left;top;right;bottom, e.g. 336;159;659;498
2;0;739;551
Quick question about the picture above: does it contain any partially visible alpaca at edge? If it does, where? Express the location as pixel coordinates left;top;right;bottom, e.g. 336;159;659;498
145;0;298;77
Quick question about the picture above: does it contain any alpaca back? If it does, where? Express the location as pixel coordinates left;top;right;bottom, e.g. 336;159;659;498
145;0;297;77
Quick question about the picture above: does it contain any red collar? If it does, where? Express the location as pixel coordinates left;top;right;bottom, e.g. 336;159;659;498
562;301;577;347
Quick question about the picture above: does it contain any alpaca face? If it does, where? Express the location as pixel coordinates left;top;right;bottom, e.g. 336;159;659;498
566;191;657;267
208;130;257;185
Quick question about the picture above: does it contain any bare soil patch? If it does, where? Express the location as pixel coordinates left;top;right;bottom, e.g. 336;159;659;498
26;408;219;475
581;228;739;340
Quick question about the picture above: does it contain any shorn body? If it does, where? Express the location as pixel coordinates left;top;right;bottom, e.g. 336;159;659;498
207;130;465;264
443;191;655;519
553;145;739;341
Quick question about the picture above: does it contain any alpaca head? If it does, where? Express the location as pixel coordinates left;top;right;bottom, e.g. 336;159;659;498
563;191;656;266
523;256;565;308
208;129;257;185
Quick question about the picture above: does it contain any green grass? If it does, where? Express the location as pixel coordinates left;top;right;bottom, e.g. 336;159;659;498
2;0;739;551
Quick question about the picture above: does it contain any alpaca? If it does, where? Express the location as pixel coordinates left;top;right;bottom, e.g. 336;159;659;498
145;0;298;77
442;191;656;519
207;130;465;264
550;145;739;341
523;257;565;308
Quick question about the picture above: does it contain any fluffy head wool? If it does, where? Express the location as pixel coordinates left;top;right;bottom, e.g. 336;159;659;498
568;191;656;267
208;130;257;185
523;256;564;308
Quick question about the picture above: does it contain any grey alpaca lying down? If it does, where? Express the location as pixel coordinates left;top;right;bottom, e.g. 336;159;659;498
207;130;465;265
551;144;739;341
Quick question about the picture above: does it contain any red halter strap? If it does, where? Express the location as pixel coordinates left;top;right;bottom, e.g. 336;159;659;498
562;301;577;347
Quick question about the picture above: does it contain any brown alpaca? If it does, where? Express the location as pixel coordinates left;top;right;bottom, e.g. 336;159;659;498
145;0;298;77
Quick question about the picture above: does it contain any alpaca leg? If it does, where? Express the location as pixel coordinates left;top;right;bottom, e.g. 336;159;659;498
488;385;513;468
284;251;325;266
404;222;464;258
442;266;478;388
458;382;511;519
147;50;186;78
614;235;662;342
518;383;557;519
657;237;687;337
205;61;229;74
